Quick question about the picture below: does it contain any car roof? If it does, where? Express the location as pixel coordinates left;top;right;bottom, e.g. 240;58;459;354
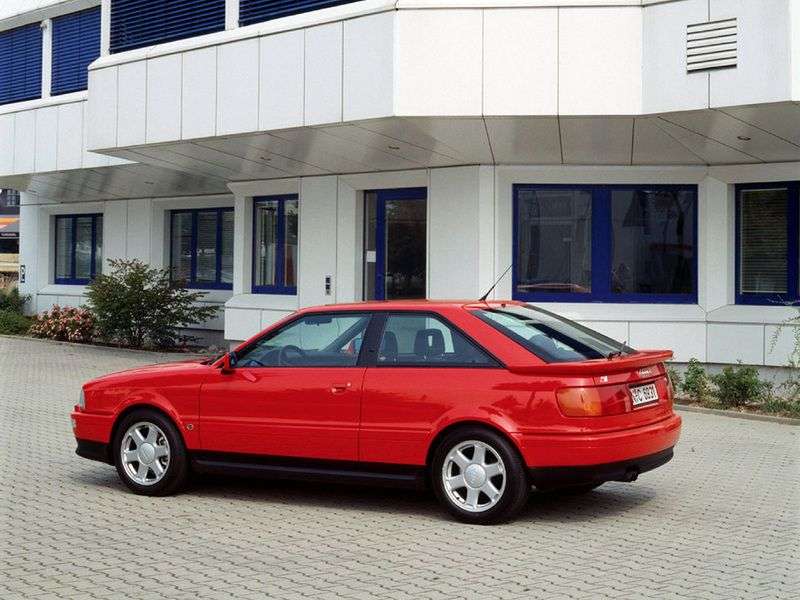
299;299;525;313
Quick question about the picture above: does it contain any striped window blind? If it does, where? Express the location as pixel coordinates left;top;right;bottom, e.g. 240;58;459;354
0;23;43;105
52;7;101;96
739;188;788;295
110;0;225;54
240;0;360;27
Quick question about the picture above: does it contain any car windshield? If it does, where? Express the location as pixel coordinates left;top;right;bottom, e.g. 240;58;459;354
472;305;633;363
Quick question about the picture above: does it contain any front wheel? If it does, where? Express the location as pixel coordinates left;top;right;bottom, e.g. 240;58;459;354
431;427;530;524
113;409;188;496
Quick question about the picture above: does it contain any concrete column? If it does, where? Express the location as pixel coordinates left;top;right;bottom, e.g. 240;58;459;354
41;19;52;99
698;176;733;312
232;192;253;295
336;178;361;303
298;176;338;308
100;0;111;56
226;0;240;30
17;195;39;311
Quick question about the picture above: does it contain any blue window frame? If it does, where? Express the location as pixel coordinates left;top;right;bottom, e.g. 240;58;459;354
0;22;43;105
54;214;103;285
52;7;101;96
239;0;360;27
110;0;226;54
252;195;298;295
170;208;234;290
513;184;698;304
735;182;800;306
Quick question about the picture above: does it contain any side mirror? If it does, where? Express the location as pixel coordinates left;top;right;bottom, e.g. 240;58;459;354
220;352;235;374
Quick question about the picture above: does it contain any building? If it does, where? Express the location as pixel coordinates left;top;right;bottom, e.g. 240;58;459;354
0;0;798;369
0;189;20;276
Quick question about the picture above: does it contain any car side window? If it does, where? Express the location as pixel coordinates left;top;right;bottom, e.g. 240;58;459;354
377;314;496;367
235;313;371;368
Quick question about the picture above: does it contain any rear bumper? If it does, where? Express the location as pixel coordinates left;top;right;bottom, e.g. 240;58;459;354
516;413;681;468
76;439;112;464
529;447;674;490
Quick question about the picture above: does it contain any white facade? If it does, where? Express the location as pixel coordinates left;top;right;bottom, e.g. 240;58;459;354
2;0;800;367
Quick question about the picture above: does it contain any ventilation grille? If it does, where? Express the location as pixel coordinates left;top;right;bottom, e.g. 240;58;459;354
687;18;737;72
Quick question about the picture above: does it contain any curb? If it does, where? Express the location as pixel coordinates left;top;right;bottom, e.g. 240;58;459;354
0;334;205;358
675;403;800;426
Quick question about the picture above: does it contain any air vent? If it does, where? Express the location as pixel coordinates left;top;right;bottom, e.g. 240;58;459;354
686;18;737;72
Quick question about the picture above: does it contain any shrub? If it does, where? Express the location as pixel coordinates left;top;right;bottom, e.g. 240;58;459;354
29;305;94;343
0;276;28;314
681;358;711;402
85;259;218;349
761;396;800;419
666;366;683;396
710;362;772;408
0;310;31;335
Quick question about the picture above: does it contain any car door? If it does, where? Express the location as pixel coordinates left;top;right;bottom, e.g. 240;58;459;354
198;312;372;461
359;312;500;465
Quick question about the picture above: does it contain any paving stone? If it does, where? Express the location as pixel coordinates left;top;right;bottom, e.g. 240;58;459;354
0;337;797;599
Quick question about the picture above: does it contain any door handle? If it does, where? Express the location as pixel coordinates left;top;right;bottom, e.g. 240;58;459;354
331;382;352;394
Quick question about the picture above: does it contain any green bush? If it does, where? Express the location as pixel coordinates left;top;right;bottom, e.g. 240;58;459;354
85;259;218;349
761;397;800;419
682;358;711;402
666;366;683;396
0;277;28;314
0;309;31;335
710;362;772;408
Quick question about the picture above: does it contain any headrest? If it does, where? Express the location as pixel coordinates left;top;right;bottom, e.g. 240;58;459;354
414;328;445;358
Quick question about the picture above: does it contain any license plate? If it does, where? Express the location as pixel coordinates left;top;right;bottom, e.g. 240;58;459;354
630;383;659;407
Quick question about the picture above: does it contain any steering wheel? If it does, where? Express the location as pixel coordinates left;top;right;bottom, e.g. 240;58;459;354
279;344;306;366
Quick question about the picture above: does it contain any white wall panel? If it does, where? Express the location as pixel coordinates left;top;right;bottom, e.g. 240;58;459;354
628;322;706;362
217;39;259;135
707;323;764;364
483;9;558;116
642;0;709;113
82;102;109;168
765;325;798;367
428;166;480;299
304;23;343;126
125;198;152;261
13;110;35;174
343;11;394;121
559;7;642;115
259;30;304;131
56;102;84;171
182;47;217;140
87;67;117;150
298;176;338;306
579;321;629;343
117;61;146;146
0;115;13;176
146;55;182;143
395;10;482;117
34;106;58;173
710;0;793;107
103;200;127;263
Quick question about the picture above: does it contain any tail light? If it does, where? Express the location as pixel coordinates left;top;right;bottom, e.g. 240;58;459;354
556;385;630;417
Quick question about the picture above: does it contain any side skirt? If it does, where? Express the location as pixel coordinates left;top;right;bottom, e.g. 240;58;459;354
190;452;428;490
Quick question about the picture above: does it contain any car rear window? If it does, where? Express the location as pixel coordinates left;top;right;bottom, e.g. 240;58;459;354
472;305;633;363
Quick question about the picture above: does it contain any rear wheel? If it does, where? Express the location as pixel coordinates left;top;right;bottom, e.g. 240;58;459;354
113;409;188;496
431;427;530;524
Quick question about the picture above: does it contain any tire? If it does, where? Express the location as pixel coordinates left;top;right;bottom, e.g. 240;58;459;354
431;427;530;525
112;409;189;496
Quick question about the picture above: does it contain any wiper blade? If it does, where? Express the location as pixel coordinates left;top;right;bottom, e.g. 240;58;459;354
606;350;624;360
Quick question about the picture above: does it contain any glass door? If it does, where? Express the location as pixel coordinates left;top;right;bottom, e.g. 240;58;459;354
363;188;427;300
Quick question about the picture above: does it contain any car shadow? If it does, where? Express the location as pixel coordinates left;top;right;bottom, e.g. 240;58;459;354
72;466;655;524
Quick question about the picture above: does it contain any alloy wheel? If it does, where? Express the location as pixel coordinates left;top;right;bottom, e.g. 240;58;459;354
441;440;506;513
119;421;170;486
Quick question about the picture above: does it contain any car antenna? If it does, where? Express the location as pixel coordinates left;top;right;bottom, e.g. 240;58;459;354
478;264;512;303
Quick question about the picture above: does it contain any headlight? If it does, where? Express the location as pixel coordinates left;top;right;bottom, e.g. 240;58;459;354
78;389;85;410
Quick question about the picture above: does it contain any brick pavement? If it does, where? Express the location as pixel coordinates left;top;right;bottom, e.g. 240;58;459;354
0;336;798;599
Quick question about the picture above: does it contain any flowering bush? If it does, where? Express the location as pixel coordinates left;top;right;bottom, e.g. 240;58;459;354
29;305;94;343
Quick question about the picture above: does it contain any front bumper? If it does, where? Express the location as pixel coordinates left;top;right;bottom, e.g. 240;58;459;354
529;447;674;490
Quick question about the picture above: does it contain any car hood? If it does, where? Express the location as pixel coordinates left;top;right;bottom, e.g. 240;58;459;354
85;358;211;387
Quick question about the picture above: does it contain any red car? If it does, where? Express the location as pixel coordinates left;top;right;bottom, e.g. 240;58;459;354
71;300;681;524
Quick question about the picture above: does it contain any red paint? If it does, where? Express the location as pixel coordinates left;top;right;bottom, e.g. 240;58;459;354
71;300;681;470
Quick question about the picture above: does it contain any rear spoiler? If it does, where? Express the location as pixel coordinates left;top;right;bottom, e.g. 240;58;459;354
506;350;674;376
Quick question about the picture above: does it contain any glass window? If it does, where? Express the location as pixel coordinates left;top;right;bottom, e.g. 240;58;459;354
0;23;43;105
51;7;101;95
169;208;233;289
736;184;799;304
377;314;496;367
514;185;697;303
516;188;591;295
473;305;632;363
253;196;298;294
610;188;695;296
235;313;371;368
54;214;103;284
